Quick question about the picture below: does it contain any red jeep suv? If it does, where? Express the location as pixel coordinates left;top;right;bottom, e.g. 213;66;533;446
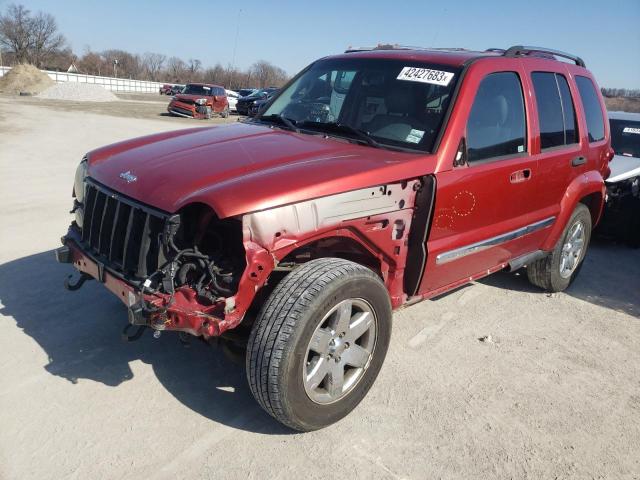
57;45;611;431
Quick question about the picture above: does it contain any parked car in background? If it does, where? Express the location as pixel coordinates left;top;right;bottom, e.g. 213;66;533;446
159;84;173;95
169;84;185;96
598;111;640;246
58;45;610;432
236;88;257;98
226;89;239;113
167;83;229;119
236;87;278;115
248;89;278;116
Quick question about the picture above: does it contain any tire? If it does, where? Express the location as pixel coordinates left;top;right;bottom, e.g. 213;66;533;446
221;106;230;118
246;258;392;431
527;203;592;292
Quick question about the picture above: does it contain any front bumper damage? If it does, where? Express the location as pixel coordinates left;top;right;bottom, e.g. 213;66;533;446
167;100;211;119
56;231;274;338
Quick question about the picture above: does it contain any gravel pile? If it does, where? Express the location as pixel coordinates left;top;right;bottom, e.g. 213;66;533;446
37;82;118;102
0;64;54;94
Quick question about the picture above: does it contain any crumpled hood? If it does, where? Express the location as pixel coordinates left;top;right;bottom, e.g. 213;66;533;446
87;122;429;218
172;93;209;103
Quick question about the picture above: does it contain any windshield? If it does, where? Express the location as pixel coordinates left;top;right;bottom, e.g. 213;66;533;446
610;119;640;158
238;89;256;97
247;88;271;99
182;84;213;96
260;58;460;152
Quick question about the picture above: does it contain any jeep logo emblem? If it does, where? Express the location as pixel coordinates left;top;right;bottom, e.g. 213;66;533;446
119;171;137;183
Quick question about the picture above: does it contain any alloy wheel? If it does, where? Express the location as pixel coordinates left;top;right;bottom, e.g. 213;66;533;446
303;298;377;404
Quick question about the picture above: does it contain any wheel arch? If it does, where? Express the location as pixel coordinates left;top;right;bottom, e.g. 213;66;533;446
541;171;606;251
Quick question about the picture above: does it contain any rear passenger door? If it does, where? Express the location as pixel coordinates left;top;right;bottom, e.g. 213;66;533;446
528;69;584;219
421;69;542;293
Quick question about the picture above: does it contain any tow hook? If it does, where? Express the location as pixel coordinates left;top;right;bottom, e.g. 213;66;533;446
64;272;92;291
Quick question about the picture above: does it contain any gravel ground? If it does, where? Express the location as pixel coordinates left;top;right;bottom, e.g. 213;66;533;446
0;98;639;480
38;82;120;102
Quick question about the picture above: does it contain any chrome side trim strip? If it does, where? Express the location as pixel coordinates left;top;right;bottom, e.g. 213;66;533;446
435;216;556;265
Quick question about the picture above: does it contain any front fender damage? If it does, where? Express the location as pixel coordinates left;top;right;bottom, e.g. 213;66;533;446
60;180;419;338
243;179;421;307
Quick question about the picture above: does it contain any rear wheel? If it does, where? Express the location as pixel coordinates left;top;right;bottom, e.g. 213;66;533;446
527;203;592;292
246;258;392;431
221;105;230;118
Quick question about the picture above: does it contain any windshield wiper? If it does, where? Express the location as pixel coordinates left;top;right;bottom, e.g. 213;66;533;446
257;114;300;133
299;121;380;148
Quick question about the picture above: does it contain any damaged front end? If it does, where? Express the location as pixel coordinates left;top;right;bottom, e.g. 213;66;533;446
57;178;273;338
168;98;213;119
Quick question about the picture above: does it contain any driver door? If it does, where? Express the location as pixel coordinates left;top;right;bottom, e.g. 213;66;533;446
419;70;543;294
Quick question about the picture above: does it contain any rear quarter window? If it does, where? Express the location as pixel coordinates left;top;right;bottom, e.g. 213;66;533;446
532;72;579;149
575;76;605;142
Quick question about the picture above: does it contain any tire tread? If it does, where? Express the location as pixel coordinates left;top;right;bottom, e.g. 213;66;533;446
246;258;380;430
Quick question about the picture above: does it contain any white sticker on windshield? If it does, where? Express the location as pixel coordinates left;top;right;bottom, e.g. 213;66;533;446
623;127;640;135
397;67;454;86
406;129;425;144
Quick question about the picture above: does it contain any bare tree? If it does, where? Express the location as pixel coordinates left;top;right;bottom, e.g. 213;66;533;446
167;56;186;82
251;60;288;88
0;4;33;63
102;49;140;78
0;3;292;86
141;52;165;81
203;62;226;85
77;48;105;76
186;58;201;81
28;10;65;67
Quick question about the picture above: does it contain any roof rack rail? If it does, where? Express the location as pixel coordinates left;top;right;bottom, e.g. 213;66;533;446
344;44;469;53
501;45;586;68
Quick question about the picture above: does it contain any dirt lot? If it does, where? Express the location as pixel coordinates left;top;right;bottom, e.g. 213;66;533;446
605;96;640;114
0;96;639;480
0;92;240;122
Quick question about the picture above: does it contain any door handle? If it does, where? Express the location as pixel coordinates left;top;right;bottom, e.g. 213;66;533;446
571;156;586;167
510;168;532;184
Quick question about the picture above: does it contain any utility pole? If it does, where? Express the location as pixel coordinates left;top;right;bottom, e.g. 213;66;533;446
228;9;241;88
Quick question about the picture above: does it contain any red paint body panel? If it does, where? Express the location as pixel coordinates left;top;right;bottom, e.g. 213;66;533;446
64;48;611;336
87;122;426;217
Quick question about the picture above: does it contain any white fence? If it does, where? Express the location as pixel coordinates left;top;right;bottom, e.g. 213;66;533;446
0;66;166;94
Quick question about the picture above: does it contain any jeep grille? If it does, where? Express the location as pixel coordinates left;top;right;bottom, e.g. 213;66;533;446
80;179;168;279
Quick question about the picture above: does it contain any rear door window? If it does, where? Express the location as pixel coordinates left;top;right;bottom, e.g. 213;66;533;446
532;72;579;149
575;76;605;142
466;72;527;162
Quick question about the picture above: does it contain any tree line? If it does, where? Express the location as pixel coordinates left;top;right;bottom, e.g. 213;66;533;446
3;3;639;94
601;88;640;99
0;3;289;88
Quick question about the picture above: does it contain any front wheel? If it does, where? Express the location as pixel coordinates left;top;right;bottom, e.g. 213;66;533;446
246;258;392;431
220;105;230;118
527;203;592;292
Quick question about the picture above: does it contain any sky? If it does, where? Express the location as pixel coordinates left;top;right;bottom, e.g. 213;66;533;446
3;0;639;88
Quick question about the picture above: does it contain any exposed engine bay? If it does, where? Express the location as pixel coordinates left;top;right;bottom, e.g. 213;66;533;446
137;204;246;310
